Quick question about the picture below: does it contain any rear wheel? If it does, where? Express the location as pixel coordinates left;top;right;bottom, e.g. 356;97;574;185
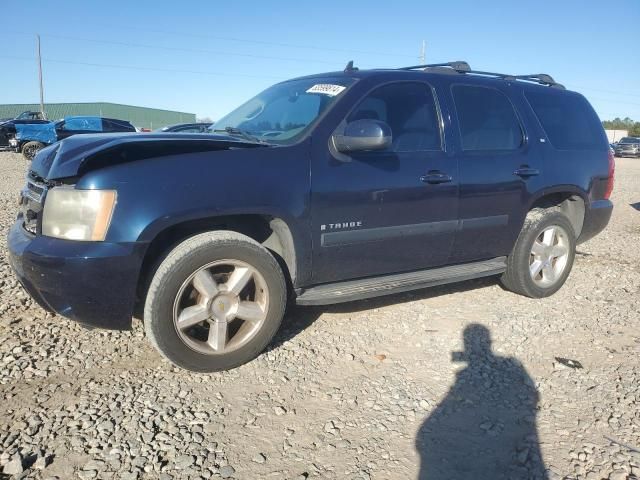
21;141;45;161
144;231;287;372
501;208;576;298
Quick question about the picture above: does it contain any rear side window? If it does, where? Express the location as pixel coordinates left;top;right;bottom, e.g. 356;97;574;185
453;85;523;151
65;117;102;131
525;91;604;150
104;119;135;132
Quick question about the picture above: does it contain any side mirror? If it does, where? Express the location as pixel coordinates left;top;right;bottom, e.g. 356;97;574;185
333;119;392;153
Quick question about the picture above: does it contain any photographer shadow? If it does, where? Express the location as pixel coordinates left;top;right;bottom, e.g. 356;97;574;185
416;324;548;480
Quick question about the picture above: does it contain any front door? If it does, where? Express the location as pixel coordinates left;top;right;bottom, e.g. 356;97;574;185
310;81;459;284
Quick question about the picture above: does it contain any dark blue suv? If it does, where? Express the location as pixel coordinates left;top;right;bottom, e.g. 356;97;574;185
8;61;614;372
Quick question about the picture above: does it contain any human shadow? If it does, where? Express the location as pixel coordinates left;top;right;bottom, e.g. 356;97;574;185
416;324;547;480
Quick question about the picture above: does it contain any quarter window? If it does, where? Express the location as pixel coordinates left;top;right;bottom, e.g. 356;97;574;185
525;90;605;150
453;85;523;151
348;82;441;152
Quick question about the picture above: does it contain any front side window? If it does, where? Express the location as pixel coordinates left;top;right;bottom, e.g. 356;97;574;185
453;85;523;151
211;77;355;144
347;82;441;152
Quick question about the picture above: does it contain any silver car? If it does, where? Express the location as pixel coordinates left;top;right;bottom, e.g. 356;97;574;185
614;137;640;157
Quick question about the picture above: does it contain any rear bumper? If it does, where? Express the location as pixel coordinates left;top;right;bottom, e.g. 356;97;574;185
8;221;146;330
577;199;613;244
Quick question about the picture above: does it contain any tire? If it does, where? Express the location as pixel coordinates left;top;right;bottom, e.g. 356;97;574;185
21;141;45;161
501;208;576;298
144;231;287;372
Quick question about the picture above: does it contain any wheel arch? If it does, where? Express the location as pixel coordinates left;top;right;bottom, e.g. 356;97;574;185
526;186;587;238
134;213;298;319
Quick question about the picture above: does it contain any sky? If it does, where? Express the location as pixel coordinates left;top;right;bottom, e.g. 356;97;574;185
2;0;639;122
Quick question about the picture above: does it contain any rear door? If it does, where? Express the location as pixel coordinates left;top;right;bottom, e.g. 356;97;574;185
448;83;546;263
310;80;459;284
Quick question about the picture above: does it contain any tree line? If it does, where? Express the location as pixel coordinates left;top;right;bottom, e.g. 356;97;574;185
602;117;640;137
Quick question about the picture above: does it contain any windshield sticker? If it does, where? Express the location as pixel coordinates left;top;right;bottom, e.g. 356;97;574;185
306;84;346;96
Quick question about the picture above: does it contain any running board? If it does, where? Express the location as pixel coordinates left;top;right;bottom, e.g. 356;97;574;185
295;257;507;306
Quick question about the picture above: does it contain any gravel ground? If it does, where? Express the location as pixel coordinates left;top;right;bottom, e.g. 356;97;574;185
0;151;638;480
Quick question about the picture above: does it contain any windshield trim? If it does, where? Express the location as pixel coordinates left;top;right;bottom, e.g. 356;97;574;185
209;76;358;146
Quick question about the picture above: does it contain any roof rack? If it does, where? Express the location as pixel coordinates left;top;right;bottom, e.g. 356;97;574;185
398;61;564;89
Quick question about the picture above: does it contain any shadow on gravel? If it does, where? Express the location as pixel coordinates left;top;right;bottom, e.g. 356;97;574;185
415;324;547;480
268;276;499;352
631;202;640;211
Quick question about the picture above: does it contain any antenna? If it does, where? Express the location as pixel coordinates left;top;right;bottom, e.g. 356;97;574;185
344;60;358;72
419;40;426;64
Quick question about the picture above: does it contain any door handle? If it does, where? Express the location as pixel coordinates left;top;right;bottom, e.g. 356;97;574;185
514;167;540;178
421;172;452;184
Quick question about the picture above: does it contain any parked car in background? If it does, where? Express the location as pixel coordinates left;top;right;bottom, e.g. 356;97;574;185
0;111;45;123
10;116;136;160
614;137;640;157
8;61;613;372
0;115;50;150
156;122;213;133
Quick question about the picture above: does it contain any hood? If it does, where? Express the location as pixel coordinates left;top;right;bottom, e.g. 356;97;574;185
31;132;269;180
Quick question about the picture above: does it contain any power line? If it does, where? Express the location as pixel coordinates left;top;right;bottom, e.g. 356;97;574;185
3;54;640;109
94;23;417;58
7;24;412;60
566;84;640;99
0;55;286;80
36;32;344;67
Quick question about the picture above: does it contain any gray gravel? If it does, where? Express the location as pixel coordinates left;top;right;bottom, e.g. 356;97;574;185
0;151;638;479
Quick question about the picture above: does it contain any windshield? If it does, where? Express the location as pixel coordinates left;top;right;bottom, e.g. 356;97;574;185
619;137;640;144
16;111;36;120
210;77;355;144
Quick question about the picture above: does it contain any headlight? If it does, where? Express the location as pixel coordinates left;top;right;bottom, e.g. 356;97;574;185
42;187;117;241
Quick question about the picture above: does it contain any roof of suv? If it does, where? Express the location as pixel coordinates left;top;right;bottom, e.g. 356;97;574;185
294;61;572;94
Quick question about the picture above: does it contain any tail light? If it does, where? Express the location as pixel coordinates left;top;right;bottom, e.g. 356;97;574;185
604;149;615;200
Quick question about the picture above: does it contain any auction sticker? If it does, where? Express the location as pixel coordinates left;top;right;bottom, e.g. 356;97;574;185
306;84;346;96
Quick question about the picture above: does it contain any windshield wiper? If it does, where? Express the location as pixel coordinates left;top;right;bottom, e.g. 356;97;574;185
213;127;270;145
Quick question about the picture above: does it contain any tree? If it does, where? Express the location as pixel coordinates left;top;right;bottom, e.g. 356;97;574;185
602;117;640;136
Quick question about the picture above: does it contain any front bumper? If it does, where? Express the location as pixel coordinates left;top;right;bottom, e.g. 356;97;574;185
577;199;613;244
8;220;147;330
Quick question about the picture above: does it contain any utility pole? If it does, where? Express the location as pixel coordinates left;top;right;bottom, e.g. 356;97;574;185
36;34;46;119
419;40;426;64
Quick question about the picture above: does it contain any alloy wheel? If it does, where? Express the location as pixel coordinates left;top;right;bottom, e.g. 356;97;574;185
529;225;570;287
172;259;269;355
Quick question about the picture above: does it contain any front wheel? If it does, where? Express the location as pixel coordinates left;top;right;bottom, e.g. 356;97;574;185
144;231;287;372
21;141;45;161
501;209;576;298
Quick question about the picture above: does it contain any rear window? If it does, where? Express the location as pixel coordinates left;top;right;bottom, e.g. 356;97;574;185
525;91;605;150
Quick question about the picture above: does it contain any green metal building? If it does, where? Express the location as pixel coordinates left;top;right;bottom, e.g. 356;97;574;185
0;102;196;130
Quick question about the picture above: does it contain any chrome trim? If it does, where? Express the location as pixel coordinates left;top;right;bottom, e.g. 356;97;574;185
22;179;46;204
